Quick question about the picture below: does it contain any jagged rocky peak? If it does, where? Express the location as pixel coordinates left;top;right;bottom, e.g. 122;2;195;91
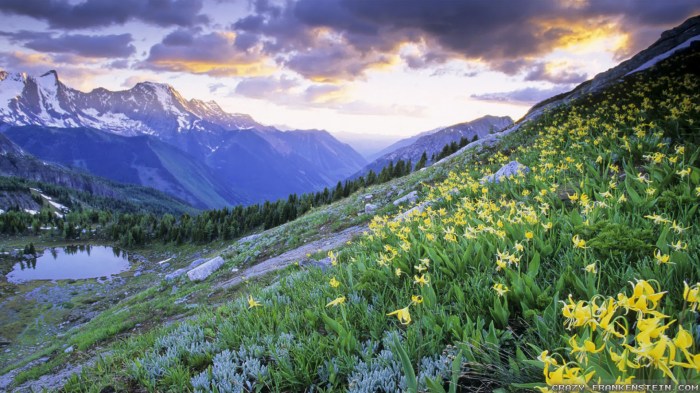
0;69;263;135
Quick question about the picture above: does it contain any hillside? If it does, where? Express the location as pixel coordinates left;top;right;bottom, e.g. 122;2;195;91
0;19;691;393
3;125;243;209
0;133;196;215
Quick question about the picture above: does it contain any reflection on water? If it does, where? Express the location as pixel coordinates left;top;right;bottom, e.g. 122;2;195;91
7;245;130;283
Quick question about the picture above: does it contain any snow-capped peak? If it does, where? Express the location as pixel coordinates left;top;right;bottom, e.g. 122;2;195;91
0;69;263;136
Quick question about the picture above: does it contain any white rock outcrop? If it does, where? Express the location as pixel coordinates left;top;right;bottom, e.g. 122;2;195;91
187;256;225;282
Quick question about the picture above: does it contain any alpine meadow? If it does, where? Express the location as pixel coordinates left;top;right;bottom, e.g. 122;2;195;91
0;2;699;393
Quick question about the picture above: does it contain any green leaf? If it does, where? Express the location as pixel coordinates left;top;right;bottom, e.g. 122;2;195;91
527;252;541;278
391;334;418;393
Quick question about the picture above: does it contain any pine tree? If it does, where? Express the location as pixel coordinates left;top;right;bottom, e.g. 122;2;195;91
415;151;427;170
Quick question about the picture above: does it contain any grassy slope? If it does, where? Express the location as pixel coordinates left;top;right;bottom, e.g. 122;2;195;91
149;141;236;209
18;48;700;391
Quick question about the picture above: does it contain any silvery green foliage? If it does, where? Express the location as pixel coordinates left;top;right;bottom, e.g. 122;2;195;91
272;332;298;362
132;324;214;383
416;354;451;390
347;348;406;393
347;332;406;393
191;344;268;393
347;332;451;392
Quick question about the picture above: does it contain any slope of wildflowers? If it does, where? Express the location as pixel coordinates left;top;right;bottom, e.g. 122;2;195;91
67;46;700;392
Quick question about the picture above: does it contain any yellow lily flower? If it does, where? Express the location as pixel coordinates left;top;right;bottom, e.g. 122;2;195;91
492;283;509;297
326;296;346;307
247;295;262;309
413;274;429;287
329;277;340;288
387;305;411;325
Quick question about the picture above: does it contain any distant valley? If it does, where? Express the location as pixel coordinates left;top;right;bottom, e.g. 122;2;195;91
0;71;367;208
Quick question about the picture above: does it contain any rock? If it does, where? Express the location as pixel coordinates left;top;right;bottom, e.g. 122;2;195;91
481;161;530;184
64;346;74;353
133;271;142;277
394;201;432;222
393;191;419;206
188;258;206;269
299;257;332;272
187;256;225;282
160;262;170;269
239;233;261;243
364;203;379;214
165;268;187;281
363;194;373;201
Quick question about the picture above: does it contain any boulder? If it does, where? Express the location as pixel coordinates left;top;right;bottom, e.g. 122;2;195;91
299;257;332;272
363;194;373;201
393;191;418;206
187;256;225;282
188;258;206;269
482;161;530;184
165;268;187;281
394;201;431;222
365;203;379;214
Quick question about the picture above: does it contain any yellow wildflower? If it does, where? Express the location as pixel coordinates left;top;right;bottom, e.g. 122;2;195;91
677;167;691;178
492;283;509;297
584;263;597;274
387;305;411;325
326;296;346;307
414;274;430;287
329;277;340;288
525;231;534;240
653;249;672;265
669;240;687;251
411;295;423;304
572;235;588;249
247;295;262;309
683;282;699;311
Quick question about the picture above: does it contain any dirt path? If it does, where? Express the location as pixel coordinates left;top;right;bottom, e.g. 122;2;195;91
215;224;367;290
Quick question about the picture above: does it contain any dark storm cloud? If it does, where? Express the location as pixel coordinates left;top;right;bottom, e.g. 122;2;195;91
140;30;271;76
0;0;209;29
1;30;135;58
28;33;135;58
230;0;700;81
472;86;572;105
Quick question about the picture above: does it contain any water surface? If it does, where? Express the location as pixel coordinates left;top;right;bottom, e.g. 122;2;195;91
6;245;130;283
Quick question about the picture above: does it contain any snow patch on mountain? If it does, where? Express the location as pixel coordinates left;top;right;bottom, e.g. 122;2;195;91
0;72;26;109
627;35;700;75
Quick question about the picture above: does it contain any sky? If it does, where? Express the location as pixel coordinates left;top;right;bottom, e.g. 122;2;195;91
0;1;698;137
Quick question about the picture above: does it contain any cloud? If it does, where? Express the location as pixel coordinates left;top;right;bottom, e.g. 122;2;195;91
524;62;588;84
140;29;275;77
229;0;699;81
0;0;209;29
0;51;106;90
231;74;426;116
121;75;157;88
1;30;136;58
472;86;573;105
234;75;299;99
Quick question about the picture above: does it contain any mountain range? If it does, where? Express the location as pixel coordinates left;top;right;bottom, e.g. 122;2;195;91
356;115;513;176
0;72;367;208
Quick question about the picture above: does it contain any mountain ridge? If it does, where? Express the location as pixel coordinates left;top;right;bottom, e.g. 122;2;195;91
0;71;367;205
